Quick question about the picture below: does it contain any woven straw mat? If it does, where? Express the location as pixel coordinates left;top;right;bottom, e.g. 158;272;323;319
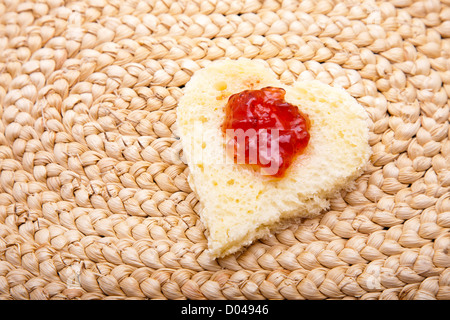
0;0;449;300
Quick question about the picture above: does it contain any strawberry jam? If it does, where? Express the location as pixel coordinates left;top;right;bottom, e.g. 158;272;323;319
223;87;310;178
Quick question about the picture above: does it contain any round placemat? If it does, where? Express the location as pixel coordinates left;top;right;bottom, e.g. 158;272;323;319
0;0;449;300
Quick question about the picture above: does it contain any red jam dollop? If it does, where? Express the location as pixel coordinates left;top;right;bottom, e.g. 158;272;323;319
223;86;310;178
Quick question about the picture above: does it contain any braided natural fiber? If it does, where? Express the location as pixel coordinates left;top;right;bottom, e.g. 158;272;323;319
0;0;449;300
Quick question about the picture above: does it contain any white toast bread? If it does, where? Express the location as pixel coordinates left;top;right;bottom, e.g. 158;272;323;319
176;58;371;258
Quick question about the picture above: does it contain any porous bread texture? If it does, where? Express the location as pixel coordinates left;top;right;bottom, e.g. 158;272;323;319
177;58;372;258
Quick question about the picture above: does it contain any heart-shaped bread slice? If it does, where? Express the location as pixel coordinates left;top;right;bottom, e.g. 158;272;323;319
177;58;371;258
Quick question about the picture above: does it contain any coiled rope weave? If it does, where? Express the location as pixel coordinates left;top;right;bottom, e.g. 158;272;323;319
0;0;449;300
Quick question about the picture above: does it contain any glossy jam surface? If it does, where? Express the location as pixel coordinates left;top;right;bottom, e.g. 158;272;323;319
223;86;310;177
